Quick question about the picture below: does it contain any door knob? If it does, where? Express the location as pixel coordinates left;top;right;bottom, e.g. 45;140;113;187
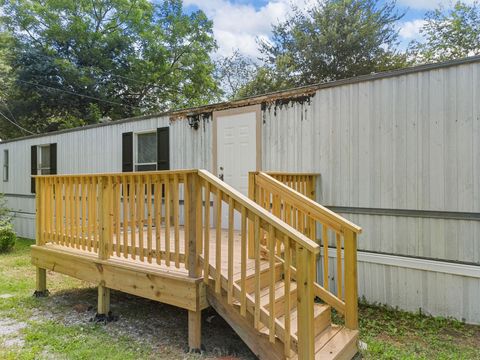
219;166;224;181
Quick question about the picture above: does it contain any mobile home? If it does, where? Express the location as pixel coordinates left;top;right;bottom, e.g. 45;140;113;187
1;56;479;326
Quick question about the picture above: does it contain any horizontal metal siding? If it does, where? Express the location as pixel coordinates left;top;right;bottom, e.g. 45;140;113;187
0;117;170;195
262;62;480;264
263;63;480;211
0;115;214;239
170;116;213;170
339;213;480;264
356;260;480;324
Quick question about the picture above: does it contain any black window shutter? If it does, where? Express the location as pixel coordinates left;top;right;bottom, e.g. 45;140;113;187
31;145;37;193
50;143;57;175
122;132;133;172
157;127;170;170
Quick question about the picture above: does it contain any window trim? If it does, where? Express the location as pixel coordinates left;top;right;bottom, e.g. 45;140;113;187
134;130;157;171
3;149;8;182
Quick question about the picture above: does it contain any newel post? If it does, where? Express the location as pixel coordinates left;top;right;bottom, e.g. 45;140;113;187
296;246;315;359
344;229;359;330
34;177;49;297
98;176;111;261
96;176;111;319
187;172;202;352
247;172;256;259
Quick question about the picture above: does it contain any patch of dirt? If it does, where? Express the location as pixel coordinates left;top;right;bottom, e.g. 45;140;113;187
33;288;257;359
0;318;27;336
0;318;27;349
440;325;480;349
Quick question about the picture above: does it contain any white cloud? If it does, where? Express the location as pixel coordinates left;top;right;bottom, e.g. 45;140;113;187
398;19;426;40
184;0;315;60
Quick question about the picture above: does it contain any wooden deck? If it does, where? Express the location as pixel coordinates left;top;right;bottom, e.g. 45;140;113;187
32;226;267;311
33;170;361;359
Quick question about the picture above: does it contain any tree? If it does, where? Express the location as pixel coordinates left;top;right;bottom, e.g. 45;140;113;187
409;1;480;63
235;66;292;99
256;0;407;91
0;0;218;138
214;50;258;100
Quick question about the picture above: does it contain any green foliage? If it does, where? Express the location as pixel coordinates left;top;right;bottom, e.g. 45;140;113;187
247;0;407;96
358;302;480;359
235;66;292;99
0;0;219;139
0;192;11;223
408;1;480;63
0;223;16;253
0;193;15;253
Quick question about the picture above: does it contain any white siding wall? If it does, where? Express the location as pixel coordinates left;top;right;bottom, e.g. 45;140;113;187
261;62;480;323
262;62;480;264
0;115;213;238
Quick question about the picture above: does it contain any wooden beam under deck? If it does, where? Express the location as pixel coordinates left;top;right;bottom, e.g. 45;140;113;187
31;244;208;312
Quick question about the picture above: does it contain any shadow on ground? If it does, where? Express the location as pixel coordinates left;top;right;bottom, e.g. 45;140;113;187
42;286;257;359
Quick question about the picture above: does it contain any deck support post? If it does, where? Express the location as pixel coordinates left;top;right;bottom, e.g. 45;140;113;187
34;267;49;297
187;173;203;352
95;283;111;322
188;309;202;352
344;230;359;330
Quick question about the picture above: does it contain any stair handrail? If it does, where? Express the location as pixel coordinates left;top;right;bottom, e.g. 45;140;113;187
198;170;320;253
250;171;362;331
198;169;319;358
256;172;362;234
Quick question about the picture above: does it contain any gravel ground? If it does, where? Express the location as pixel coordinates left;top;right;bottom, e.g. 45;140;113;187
1;283;257;359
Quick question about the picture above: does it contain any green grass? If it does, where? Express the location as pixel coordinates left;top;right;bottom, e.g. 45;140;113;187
1;238;480;359
358;302;480;359
0;239;155;359
1;321;152;360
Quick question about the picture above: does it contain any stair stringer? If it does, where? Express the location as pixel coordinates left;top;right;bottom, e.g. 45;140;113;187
206;286;286;360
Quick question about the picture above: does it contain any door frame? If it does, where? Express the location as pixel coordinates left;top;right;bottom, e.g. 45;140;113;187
212;104;262;177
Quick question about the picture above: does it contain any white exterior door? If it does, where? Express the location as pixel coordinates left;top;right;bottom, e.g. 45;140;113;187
216;109;258;229
216;111;257;195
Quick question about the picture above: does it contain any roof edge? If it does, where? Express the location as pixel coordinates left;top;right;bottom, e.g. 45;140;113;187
2;55;480;144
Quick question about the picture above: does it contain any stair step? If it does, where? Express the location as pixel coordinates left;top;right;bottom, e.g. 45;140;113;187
240;262;283;294
206;259;357;359
278;302;331;338
314;326;358;360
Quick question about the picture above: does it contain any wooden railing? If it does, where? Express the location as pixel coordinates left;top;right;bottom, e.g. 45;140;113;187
264;172;318;200
35;169;321;359
248;171;362;330
35;170;196;268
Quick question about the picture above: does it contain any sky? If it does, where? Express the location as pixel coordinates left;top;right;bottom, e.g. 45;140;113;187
182;0;473;60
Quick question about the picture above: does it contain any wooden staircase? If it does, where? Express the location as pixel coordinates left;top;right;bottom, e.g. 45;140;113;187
203;256;359;359
197;170;362;359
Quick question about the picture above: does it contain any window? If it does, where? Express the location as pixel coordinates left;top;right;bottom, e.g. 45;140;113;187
37;145;51;175
122;128;169;172
3;150;8;182
31;143;56;193
135;132;157;171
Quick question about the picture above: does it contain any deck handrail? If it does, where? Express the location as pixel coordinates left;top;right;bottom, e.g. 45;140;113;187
265;172;318;200
249;171;362;331
198;170;319;253
257;172;362;234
